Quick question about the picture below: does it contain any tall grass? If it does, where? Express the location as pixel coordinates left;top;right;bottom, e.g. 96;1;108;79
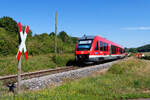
0;53;74;76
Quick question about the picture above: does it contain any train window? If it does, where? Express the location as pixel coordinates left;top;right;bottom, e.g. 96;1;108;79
111;45;114;54
106;43;108;51
124;49;125;53
121;49;122;54
111;45;113;54
103;43;105;51
111;45;117;54
104;43;108;51
95;41;99;51
104;43;107;51
121;48;122;54
114;46;116;54
100;41;103;51
117;47;118;53
77;39;93;51
115;47;116;53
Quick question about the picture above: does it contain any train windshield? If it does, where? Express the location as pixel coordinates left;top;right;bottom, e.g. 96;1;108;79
77;39;93;51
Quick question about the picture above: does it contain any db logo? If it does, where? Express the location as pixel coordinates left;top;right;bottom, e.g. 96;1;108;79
81;51;84;54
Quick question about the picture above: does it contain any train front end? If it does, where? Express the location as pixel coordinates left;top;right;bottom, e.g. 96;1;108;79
75;36;94;62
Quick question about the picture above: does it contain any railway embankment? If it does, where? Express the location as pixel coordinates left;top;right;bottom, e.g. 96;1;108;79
22;60;120;90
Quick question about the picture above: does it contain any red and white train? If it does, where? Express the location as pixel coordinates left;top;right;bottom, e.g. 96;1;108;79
75;35;125;62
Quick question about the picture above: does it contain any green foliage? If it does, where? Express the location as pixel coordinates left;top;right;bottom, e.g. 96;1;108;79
137;44;150;52
57;31;71;43
22;25;32;39
0;16;34;56
120;93;150;99
128;48;137;53
145;80;150;89
0;28;17;55
71;37;78;44
0;16;18;37
0;53;74;76
49;32;55;36
0;16;77;56
108;58;144;75
52;54;74;66
133;80;141;88
108;64;125;74
142;55;150;60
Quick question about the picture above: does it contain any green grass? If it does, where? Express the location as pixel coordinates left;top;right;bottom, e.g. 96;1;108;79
0;53;74;76
1;57;150;100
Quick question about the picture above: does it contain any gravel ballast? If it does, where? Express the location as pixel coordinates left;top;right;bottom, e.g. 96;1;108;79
21;60;119;90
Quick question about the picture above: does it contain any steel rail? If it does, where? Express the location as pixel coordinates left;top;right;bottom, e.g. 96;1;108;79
0;66;79;81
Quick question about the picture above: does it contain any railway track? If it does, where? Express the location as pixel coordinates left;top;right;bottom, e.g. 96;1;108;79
0;58;125;82
0;66;79;81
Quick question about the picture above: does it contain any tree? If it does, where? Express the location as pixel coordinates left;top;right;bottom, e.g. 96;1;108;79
128;48;137;53
137;44;150;52
0;28;17;55
57;31;70;42
49;32;55;36
0;16;18;35
71;37;78;44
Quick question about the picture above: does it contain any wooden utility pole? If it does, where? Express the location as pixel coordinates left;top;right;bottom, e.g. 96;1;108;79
17;56;21;94
55;11;57;54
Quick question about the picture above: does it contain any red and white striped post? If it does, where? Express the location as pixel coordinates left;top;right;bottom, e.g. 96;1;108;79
16;22;29;94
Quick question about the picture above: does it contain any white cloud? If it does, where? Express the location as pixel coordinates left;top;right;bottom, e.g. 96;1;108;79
121;27;150;30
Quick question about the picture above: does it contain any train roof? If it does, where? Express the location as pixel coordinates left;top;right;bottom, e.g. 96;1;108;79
79;35;124;49
79;35;95;40
95;35;124;48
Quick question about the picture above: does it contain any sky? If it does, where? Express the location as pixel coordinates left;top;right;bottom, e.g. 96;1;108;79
0;0;150;48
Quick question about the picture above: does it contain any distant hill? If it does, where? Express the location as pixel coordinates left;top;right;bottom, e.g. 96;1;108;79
137;44;150;52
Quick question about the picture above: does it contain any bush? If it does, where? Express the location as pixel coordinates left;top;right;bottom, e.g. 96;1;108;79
133;80;141;88
52;54;74;66
142;56;150;60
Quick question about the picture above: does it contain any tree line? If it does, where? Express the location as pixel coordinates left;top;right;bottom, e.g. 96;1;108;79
0;16;77;56
125;44;150;53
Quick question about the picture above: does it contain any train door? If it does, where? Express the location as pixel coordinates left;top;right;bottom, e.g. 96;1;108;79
94;41;100;61
100;41;103;55
94;41;99;55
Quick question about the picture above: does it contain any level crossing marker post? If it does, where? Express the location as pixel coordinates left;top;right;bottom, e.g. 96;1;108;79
16;22;29;94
